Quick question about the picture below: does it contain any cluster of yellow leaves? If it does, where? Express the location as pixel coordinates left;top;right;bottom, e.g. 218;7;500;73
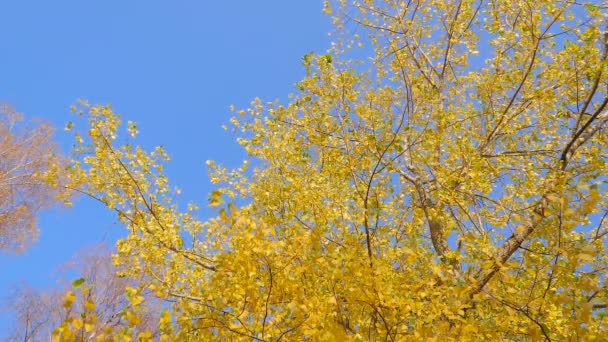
54;1;608;340
52;285;159;342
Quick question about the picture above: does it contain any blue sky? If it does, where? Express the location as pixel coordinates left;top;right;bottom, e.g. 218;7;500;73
0;0;331;334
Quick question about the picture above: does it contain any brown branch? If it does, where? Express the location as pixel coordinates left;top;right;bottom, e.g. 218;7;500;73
261;257;273;339
440;0;463;79
472;196;548;296
560;96;608;169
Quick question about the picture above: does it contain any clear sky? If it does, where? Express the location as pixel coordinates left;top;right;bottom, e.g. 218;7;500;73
0;0;331;334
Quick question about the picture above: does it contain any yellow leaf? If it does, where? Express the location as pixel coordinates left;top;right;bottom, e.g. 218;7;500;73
132;295;144;306
125;310;141;326
71;318;83;330
63;291;77;308
85;299;95;311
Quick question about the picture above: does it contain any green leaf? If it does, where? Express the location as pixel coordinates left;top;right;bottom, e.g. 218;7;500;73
72;277;86;288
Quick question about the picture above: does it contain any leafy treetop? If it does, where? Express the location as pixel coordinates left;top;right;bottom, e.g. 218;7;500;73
54;1;608;341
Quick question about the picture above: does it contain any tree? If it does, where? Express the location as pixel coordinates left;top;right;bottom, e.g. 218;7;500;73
4;244;160;341
55;1;608;340
4;284;60;342
0;103;60;252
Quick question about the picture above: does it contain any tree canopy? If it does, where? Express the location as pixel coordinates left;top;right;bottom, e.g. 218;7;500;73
0;103;59;253
53;1;607;340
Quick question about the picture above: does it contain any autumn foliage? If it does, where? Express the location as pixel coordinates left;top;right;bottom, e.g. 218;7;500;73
0;103;59;252
50;1;608;341
5;244;160;341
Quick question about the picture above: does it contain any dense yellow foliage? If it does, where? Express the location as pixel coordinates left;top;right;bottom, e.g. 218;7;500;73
54;1;608;340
